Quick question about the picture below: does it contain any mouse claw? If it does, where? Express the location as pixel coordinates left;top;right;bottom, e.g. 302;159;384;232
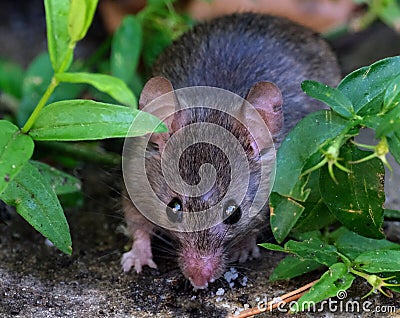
121;237;157;273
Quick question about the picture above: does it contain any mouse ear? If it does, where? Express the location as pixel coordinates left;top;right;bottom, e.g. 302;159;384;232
139;76;181;151
242;81;283;153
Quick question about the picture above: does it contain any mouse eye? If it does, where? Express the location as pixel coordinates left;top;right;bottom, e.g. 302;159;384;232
223;201;242;225
166;197;183;223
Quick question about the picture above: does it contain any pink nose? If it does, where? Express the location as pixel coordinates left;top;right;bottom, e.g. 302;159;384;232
180;251;224;289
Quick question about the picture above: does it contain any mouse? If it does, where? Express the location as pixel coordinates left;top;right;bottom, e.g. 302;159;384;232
121;12;341;289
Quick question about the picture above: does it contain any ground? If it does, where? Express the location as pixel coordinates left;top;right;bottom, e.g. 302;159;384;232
1;1;400;317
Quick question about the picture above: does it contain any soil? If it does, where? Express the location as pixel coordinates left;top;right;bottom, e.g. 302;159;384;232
1;1;400;317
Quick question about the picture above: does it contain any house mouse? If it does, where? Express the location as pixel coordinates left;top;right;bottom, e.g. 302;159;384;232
121;13;341;289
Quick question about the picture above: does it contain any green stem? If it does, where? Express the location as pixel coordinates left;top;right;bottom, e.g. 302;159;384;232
21;76;59;133
21;43;75;134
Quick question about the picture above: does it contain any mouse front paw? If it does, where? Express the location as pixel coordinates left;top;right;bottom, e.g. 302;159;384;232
121;239;157;273
229;235;260;263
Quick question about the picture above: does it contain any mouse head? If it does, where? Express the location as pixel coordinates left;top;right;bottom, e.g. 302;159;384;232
133;76;283;288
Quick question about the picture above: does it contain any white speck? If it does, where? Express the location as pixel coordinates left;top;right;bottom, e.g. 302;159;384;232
244;304;250;310
224;267;239;283
190;295;196;300
229;282;235;288
11;164;16;169
44;238;54;247
216;288;225;296
241;276;248;286
222;303;230;308
216;297;223;302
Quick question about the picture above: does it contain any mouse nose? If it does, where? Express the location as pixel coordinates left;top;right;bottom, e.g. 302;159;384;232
180;250;224;289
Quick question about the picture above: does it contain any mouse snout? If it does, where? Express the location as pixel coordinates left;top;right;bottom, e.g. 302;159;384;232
179;248;225;289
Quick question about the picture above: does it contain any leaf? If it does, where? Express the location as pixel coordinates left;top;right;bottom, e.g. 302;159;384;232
334;228;399;260
258;243;286;252
383;74;400;113
320;144;385;239
385;208;400;219
270;110;349;243
44;0;72;71
56;72;136;107
0;58;24;98
388;133;400;165
18;53;84;126
0;121;34;193
270;192;305;243
301;80;355;118
30;160;81;195
269;256;322;282
272;110;349;201
284;238;338;267
68;0;99;43
354;250;400;273
0;162;72;254
29;99;167;141
111;15;142;84
338;56;400;115
292;263;355;313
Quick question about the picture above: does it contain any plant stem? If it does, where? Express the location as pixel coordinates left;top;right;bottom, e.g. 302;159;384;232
21;76;59;133
21;43;75;134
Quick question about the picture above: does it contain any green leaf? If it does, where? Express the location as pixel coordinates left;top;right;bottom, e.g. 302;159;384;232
292;263;355;313
338;56;400;115
292;171;336;233
258;242;286;252
272;110;349;201
269;255;322;281
30;160;81;195
320;144;385;239
18;53;84;126
385;208;400;219
383;74;400;113
284;238;338;267
334;228;399;260
29;99;167;141
354;250;400;273
0;121;34;193
111;15;142;84
44;0;72;71
56;72;136;107
388;133;400;165
0;162;72;254
0;59;24;98
270;192;305;243
68;0;99;43
270;110;349;243
301;80;355;118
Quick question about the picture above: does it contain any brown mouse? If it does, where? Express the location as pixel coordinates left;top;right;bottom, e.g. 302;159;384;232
121;13;340;289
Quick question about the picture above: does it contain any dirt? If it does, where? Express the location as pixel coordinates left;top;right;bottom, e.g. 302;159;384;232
1;1;400;317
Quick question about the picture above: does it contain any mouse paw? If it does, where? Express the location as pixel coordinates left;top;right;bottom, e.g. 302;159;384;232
121;238;157;273
229;235;260;263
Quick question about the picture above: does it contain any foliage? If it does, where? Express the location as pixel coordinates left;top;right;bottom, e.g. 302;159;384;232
0;0;169;254
262;56;400;310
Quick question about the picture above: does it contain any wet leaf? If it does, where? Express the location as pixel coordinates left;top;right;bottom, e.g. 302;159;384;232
29;99;167;141
301;80;355;118
0;121;34;193
320;144;385;239
0;162;72;254
269;255;322;282
338;56;400;115
334;228;399;260
292;263;355;312
354;250;400;273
